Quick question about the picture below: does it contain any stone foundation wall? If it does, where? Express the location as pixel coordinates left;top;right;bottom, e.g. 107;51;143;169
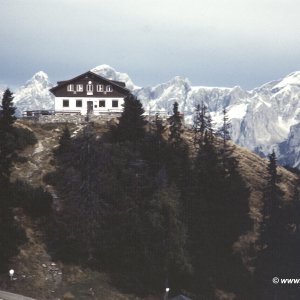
23;112;170;125
34;113;120;125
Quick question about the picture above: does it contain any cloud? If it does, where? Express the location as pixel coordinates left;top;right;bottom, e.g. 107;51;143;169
1;0;300;88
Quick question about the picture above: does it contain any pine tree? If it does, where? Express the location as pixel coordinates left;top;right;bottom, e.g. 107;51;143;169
141;185;191;292
141;113;168;179
0;89;26;272
154;113;165;141
261;150;282;244
168;102;184;148
111;93;146;143
166;102;190;192
63;124;110;261
0;89;17;183
218;107;231;147
255;150;285;299
189;121;251;298
0;89;16;131
192;101;214;148
218;108;231;151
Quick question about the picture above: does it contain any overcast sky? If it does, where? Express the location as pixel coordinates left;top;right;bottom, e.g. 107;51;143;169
1;0;300;89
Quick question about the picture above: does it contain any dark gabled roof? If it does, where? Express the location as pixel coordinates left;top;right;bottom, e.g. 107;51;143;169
50;71;130;93
111;80;126;87
57;81;68;85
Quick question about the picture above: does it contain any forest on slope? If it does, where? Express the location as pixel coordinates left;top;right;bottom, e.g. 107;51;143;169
1;90;300;299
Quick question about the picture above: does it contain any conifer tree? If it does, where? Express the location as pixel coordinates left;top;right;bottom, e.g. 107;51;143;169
218;108;231;154
111;93;146;143
218;107;231;147
0;89;16;131
255;150;285;298
260;150;282;244
193;101;214;148
141;185;191;291
168;102;184;148
190;111;251;298
0;89;26;272
0;89;17;182
154;113;165;141
166;102;189;191
60;124;111;261
141;113;167;178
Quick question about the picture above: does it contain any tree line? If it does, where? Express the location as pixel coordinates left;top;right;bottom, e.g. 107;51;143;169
0;89;52;274
44;95;250;298
2;90;300;299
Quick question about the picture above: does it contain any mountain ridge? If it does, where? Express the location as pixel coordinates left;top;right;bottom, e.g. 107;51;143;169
5;65;300;167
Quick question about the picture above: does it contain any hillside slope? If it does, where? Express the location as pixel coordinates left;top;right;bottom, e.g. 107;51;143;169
3;119;298;299
9;65;300;168
2;120;140;300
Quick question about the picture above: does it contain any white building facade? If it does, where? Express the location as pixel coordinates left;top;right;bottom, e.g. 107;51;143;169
50;71;130;115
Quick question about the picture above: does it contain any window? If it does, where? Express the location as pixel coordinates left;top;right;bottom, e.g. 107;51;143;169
76;84;83;92
76;100;82;107
63;99;69;107
97;84;104;92
99;100;105;107
67;84;74;92
94;105;97;108
112;100;118;108
106;85;113;92
86;84;93;93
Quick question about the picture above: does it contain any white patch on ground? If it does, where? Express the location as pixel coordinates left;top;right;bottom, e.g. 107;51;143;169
33;141;44;154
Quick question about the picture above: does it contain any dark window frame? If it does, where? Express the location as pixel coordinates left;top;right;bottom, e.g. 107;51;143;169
76;100;82;107
99;100;106;107
63;99;69;107
112;100;119;108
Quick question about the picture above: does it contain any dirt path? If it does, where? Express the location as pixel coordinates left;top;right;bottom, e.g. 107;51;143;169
0;290;36;300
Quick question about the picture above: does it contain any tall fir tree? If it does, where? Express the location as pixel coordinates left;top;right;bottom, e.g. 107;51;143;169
218;107;231;147
218;108;231;160
0;89;16;131
141;185;191;293
0;89;17;183
255;150;286;299
0;89;26;272
111;93;146;143
168;102;184;148
189;109;251;298
166;102;190;195
192;101;213;148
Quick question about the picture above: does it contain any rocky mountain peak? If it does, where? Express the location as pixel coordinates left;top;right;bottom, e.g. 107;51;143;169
4;66;300;168
90;64;136;90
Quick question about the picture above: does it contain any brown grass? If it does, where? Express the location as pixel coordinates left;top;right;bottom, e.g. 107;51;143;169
5;120;298;299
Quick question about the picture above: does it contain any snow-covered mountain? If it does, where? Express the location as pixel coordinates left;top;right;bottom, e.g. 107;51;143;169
92;66;300;167
13;71;54;116
91;64;138;91
4;65;300;168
